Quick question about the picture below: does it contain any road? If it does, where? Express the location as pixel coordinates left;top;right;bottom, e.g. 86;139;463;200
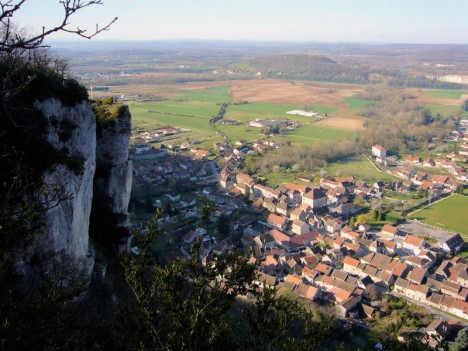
389;292;467;324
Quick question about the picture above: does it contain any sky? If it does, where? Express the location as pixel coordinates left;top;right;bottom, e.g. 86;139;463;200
11;0;468;44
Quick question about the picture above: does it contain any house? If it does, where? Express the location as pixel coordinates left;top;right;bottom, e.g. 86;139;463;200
423;158;436;167
267;229;291;249
219;170;235;190
316;263;334;276
405;155;421;164
404;282;430;302
276;202;289;217
254;184;275;199
294;283;320;301
260;255;279;275
408;267;428;285
343;256;361;275
342;230;361;243
257;272;277;288
440;234;464;253
372;145;387;158
267;213;288;230
289;208;307;221
426;319;450;343
302;188;327;209
380;224;399;236
336;296;361;318
403;235;426;255
325;217;343;234
292;220;309;235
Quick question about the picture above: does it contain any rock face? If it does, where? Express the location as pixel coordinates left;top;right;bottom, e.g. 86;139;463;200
21;99;97;281
91;106;133;248
16;98;132;285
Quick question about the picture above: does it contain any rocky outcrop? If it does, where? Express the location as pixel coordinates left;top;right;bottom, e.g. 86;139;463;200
91;105;133;249
17;99;96;283
16;98;132;286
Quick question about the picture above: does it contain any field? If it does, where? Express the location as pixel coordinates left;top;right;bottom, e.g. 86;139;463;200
114;79;468;151
343;97;379;110
259;155;398;187
425;103;463;117
285;125;353;143
127;81;358;148
324;155;399;182
411;195;468;236
422;89;468;100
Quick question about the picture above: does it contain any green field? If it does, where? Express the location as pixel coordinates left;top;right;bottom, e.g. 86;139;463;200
129;85;350;149
426;103;462;117
411;195;468;236
324;155;399;182
423;89;468;100
259;155;399;187
226;102;338;124
344;97;379;110
286;125;353;143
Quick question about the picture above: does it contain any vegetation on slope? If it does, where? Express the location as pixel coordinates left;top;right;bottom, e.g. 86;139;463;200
253;54;466;89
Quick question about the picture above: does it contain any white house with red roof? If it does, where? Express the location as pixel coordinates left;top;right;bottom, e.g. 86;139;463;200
372;145;387;157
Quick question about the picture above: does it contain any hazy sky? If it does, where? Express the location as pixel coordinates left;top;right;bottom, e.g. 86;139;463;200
12;0;468;44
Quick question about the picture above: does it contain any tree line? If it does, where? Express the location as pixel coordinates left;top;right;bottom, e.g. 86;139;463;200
252;54;467;90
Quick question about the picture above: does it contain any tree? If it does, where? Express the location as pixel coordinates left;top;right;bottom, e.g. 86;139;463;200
356;214;369;224
244;186;251;203
200;197;215;226
377;212;383;222
349;216;356;228
454;327;468;351
0;1;117;52
216;212;230;237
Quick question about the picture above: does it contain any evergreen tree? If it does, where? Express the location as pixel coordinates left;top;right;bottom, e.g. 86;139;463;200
217;212;230;237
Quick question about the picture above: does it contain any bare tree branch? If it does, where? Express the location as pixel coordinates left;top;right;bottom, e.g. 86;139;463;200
0;0;117;52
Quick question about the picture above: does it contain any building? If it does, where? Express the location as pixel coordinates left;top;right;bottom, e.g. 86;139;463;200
372;145;387;158
302;188;327;209
440;234;464;253
292;220;309;235
267;213;288;230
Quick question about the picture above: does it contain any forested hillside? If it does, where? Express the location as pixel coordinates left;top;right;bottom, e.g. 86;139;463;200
253;54;466;89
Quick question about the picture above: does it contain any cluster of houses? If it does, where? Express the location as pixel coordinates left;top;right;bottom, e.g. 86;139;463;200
372;144;466;191
215;161;468;331
133;150;217;189
220;171;383;235
246;217;468;325
215;139;281;158
132;126;183;144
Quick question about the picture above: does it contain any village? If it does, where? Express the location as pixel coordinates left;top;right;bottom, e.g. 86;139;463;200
129;118;468;346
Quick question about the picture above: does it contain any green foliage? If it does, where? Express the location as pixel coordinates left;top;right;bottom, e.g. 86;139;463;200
216;212;230;237
356;214;370;224
453;327;468;351
18;66;88;106
200;197;216;226
358;85;455;153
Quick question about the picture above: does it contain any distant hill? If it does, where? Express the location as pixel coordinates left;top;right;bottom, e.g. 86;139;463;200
252;54;466;89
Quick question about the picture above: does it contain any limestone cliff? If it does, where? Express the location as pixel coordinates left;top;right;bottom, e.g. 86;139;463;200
91;104;133;249
15;98;132;286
